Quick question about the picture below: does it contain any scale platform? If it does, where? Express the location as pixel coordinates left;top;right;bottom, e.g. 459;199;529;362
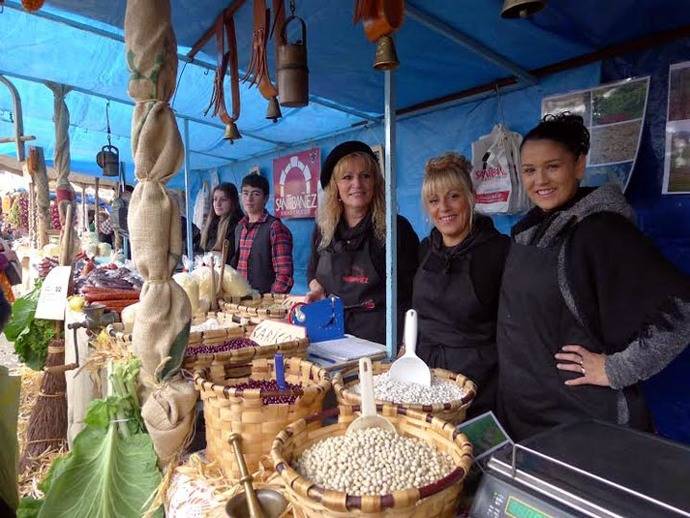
470;420;690;517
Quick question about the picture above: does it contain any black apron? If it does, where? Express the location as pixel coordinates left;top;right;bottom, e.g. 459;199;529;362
315;239;386;344
496;241;649;441
413;247;498;416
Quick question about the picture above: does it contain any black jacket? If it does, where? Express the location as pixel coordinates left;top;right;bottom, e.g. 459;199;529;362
417;215;510;313
307;214;419;315
513;184;690;390
414;215;510;416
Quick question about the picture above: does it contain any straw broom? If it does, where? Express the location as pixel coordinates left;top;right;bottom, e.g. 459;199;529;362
19;206;74;472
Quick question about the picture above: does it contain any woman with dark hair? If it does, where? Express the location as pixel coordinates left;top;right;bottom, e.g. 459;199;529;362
496;112;690;440
199;182;243;263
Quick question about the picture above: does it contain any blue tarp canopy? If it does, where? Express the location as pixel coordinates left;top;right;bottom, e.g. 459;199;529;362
1;0;690;180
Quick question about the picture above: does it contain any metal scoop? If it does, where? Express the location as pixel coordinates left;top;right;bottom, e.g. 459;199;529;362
347;357;396;434
388;309;432;386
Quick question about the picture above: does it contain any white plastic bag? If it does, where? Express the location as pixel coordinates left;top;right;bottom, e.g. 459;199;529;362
471;124;529;214
172;272;200;314
193;181;210;230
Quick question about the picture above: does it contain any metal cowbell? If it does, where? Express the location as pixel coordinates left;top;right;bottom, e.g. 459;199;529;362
373;35;399;71
501;0;547;19
266;96;282;123
223;121;242;142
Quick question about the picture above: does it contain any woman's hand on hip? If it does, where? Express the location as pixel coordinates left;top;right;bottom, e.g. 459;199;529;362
305;279;326;303
555;345;611;387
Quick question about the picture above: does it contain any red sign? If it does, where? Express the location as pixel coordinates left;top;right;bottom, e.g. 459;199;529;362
273;147;320;218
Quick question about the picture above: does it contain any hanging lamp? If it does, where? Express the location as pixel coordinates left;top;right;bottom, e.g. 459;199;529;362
96;101;119;177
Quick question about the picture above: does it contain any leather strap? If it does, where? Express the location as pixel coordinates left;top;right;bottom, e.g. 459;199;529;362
206;13;240;124
244;0;278;99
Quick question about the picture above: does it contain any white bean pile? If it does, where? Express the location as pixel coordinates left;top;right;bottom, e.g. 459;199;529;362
352;373;466;405
294;428;455;495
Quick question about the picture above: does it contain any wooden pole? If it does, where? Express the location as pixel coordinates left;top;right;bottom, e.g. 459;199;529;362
81;184;87;232
59;204;74;267
94;177;100;233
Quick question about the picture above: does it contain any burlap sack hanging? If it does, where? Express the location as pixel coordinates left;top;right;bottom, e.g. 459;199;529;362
124;0;195;464
46;83;76;228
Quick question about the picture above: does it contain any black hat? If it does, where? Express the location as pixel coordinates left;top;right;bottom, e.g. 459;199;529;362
321;140;377;189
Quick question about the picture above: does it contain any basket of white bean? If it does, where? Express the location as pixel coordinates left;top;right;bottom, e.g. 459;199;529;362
333;362;477;424
271;404;473;517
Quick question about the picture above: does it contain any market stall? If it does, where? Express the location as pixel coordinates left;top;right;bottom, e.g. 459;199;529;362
2;1;690;517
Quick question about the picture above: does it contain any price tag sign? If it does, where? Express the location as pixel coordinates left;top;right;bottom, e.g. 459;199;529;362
457;411;512;462
35;265;72;320
250;320;306;346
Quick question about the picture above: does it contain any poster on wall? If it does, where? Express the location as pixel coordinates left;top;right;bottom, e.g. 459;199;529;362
273;147;320;218
541;76;650;191
663;61;690;194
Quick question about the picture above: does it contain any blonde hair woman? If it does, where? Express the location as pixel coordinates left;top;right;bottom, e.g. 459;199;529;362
306;141;419;345
413;152;510;417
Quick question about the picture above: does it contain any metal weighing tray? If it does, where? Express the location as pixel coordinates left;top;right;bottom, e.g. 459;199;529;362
470;420;690;517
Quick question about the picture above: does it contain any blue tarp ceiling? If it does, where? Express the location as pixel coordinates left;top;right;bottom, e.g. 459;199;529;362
1;0;690;180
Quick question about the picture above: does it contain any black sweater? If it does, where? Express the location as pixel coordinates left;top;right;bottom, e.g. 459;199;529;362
307;214;419;312
513;185;690;389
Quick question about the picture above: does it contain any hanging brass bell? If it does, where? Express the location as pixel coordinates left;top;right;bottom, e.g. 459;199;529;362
223;121;242;142
501;0;547;18
373;35;399;71
266;96;282;123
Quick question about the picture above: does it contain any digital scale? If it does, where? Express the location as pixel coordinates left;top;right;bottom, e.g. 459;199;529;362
470;420;690;517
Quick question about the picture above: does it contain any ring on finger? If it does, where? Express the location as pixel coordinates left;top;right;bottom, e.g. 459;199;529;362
581;366;586;375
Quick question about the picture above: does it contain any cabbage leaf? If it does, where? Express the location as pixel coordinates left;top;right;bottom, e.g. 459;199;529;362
37;426;162;518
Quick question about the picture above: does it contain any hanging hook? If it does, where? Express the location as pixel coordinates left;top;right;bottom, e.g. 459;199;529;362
495;83;506;125
105;100;112;147
289;0;296;16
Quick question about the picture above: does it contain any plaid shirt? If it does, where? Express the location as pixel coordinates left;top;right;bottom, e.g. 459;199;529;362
98;215;114;235
236;211;294;293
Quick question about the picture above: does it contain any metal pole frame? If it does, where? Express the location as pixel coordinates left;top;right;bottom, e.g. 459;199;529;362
384;70;397;359
0;75;27;161
183;119;194;260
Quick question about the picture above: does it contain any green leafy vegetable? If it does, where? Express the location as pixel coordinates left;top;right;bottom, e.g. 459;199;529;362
22;357;163;518
4;283;41;341
37;426;162;518
16;498;42;518
13;320;56;371
5;281;54;370
0;366;20;511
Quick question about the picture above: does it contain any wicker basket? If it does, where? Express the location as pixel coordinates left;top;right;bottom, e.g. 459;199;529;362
333;363;477;424
107;318;309;371
271;405;473;517
221;293;293;322
194;357;331;479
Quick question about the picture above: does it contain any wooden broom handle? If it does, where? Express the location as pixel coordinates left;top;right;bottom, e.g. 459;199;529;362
59;204;74;267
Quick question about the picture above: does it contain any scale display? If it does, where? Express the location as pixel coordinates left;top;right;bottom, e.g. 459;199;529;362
470;472;577;518
505;496;553;518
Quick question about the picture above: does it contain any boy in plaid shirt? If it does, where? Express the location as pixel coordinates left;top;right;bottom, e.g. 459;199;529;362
232;174;294;293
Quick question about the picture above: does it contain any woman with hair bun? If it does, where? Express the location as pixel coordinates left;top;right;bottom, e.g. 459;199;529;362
413;152;510;417
496;112;690;440
306;141;419;344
